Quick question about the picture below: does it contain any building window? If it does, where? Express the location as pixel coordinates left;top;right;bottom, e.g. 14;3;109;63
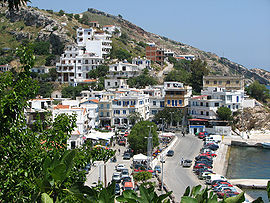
152;110;157;115
114;66;117;71
214;81;217;84
214;103;219;107
167;100;170;105
115;82;118;86
206;112;209;116
122;66;126;71
237;96;239;102
172;100;175;106
206;102;209;107
226;80;230;84
201;111;203;115
100;112;103;117
153;101;156;106
123;110;126;114
107;82;110;86
107;104;110;109
100;104;104;109
175;100;178;106
167;84;170;87
107;112;110;117
200;102;203;106
160;101;164;107
206;80;209;84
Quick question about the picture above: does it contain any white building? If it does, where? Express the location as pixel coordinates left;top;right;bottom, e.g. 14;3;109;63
102;25;121;36
175;55;195;61
188;87;244;120
0;64;11;72
132;57;151;70
77;27;112;58
104;78;128;89
56;45;103;83
111;90;150;126
108;61;142;78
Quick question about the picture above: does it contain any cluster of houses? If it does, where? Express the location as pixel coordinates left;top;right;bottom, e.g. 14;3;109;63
0;22;259;149
25;74;258;149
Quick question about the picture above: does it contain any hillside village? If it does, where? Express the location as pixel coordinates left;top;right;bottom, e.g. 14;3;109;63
2;2;270;202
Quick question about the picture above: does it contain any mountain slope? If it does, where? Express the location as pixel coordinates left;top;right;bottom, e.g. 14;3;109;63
0;5;269;84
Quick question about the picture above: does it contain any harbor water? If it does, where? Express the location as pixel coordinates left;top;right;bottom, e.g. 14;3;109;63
227;146;270;201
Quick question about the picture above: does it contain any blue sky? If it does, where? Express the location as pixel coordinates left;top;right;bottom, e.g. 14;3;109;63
31;0;270;71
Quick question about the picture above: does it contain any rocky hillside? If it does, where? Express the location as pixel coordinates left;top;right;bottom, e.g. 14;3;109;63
233;106;270;131
0;5;269;84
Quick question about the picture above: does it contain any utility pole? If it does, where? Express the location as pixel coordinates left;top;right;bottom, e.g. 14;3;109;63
147;125;153;169
170;112;173;128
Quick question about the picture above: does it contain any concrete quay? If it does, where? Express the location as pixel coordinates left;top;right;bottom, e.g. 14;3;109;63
229;179;269;189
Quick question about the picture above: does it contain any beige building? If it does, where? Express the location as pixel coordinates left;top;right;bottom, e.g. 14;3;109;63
203;76;244;90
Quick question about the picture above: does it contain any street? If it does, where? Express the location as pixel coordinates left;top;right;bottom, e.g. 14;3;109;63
162;133;203;202
85;145;133;188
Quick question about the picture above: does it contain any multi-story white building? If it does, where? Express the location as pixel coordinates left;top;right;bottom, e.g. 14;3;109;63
108;61;141;78
77;27;112;58
111;90;150;126
132;57;151;70
188;87;244;120
56;45;104;83
102;25;121;36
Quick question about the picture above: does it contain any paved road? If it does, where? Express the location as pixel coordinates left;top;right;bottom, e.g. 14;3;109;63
85;145;133;188
163;133;203;202
156;61;174;83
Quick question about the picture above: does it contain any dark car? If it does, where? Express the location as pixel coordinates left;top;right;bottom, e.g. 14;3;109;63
123;153;131;160
166;150;174;156
115;183;121;195
193;167;211;175
183;159;192;167
122;176;132;186
118;139;126;146
154;165;161;173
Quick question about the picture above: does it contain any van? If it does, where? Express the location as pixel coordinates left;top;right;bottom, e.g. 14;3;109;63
208;135;222;143
123;181;133;190
205;174;226;184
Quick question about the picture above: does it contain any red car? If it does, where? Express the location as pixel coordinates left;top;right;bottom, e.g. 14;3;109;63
217;191;239;198
194;163;212;169
200;152;217;157
212;182;233;188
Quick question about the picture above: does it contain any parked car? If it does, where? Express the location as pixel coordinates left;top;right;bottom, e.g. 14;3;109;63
123;153;131;160
112;172;121;183
198;171;215;180
194;163;212;169
115;183;121;195
118;139;126;146
116;164;125;171
166;150;174;156
121;169;129;179
154;165;161;173
213;184;234;192
217;191;239;198
200;152;217;157
122;177;132;186
183;159;192;167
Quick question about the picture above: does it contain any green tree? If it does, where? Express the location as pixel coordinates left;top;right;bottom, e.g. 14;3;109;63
153;107;183;127
216;107;232;121
133;171;152;184
246;81;270;103
74;14;80;20
32;41;50;55
45;54;56;66
164;69;191;84
189;59;209;94
88;65;109;79
128;69;157;88
58;9;65;16
128;121;159;154
61;85;87;99
1;0;28;10
128;111;142;125
37;81;54;97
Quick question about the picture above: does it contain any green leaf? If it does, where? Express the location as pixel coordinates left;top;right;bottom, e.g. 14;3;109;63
41;193;53;203
224;192;245;203
51;163;66;182
183;186;190;196
181;196;198;203
191;185;202;197
267;180;270;201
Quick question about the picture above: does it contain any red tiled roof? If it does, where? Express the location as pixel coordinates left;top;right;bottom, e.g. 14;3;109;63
83;79;97;82
189;119;208;121
90;99;99;103
54;105;69;109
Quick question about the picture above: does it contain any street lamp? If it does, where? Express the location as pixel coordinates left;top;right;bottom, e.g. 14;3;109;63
160;154;165;194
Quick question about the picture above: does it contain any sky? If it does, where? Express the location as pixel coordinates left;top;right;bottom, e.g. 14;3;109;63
30;0;270;71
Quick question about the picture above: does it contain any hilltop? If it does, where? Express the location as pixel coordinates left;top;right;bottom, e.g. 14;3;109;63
0;5;269;84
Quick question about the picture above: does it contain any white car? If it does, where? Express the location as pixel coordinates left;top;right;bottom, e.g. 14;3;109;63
115;164;125;171
112;172;121;183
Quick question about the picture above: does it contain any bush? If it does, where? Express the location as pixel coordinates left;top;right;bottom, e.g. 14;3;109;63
58;10;65;16
32;41;50;55
74;14;80;20
216;107;232;121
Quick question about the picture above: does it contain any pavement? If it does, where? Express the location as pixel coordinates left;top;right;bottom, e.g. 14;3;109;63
156;61;174;83
161;133;204;202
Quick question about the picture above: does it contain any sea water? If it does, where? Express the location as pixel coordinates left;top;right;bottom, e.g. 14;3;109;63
226;146;270;201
